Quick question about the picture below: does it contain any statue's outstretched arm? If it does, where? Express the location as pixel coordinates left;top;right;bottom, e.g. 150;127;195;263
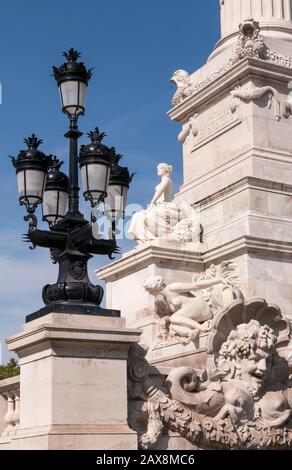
168;278;224;293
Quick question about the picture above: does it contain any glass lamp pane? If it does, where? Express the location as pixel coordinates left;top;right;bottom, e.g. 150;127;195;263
57;190;68;217
88;164;109;192
17;170;25;199
81;163;109;202
60;81;86;116
80;165;89;193
43;189;67;222
107;184;127;216
78;82;87;112
122;187;128;213
17;169;46;204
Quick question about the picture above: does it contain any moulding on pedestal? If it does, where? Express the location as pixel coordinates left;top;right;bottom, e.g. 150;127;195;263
97;240;203;282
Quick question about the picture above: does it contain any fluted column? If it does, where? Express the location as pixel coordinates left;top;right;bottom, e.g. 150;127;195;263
220;0;292;38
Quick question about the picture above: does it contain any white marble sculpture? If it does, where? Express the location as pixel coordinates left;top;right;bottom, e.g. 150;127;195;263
144;261;243;344
128;299;292;450
128;163;201;245
171;70;193;107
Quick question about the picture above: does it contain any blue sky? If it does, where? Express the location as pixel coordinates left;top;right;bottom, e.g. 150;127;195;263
0;0;220;362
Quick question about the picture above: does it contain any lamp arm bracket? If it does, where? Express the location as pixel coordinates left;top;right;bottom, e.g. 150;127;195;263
24;213;38;229
24;227;67;251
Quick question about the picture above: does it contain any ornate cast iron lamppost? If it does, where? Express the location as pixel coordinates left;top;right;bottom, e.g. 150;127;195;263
11;49;133;322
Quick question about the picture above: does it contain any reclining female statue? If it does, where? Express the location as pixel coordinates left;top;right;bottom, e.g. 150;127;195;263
144;262;243;342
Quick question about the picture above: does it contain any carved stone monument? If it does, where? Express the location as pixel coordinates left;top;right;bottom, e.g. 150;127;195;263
1;0;292;451
97;0;292;450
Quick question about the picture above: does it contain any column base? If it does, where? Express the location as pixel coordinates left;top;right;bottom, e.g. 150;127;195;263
8;425;137;450
26;302;120;323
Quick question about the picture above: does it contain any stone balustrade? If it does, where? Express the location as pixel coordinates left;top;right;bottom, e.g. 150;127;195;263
0;376;20;438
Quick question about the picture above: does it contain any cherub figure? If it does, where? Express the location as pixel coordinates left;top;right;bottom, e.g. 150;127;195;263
168;319;292;427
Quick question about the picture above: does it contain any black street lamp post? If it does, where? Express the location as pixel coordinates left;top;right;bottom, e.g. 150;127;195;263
10;49;133;323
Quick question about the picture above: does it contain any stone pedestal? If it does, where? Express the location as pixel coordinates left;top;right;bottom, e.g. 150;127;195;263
4;314;141;450
94;1;292;451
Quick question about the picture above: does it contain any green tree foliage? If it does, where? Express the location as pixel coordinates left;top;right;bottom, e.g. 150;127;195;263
0;358;20;380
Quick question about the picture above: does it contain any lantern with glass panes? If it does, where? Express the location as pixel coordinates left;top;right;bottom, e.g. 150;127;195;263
11;134;52;213
52;48;91;118
10;49;133;323
79;128;112;207
42;156;69;226
104;149;135;236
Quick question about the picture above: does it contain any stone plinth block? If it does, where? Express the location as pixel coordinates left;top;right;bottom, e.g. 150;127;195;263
5;313;141;450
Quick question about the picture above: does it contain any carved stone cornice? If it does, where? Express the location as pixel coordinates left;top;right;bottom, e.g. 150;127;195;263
96;241;203;282
196;176;292;209
203;234;292;264
168;58;292;122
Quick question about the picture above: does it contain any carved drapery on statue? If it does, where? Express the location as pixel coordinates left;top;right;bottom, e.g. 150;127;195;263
128;299;292;450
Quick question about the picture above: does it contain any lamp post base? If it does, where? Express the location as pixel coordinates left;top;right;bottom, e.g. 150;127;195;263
24;247;120;323
26;303;120;323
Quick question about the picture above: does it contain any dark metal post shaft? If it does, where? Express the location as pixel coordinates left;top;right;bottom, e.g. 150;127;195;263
65;117;83;217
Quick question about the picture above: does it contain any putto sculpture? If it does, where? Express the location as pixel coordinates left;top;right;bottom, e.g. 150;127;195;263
128;163;201;246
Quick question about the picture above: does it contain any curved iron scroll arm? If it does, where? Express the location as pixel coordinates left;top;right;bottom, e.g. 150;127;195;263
24;213;37;229
23;214;38;249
